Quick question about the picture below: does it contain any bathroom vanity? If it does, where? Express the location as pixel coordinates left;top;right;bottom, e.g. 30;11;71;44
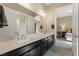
0;33;55;56
0;6;55;56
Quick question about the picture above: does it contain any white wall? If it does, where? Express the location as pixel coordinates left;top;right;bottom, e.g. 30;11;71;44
46;9;55;33
0;6;18;39
72;3;78;56
78;4;79;56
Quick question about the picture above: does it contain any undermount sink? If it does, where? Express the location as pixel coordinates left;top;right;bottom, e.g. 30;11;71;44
16;33;44;43
16;37;33;43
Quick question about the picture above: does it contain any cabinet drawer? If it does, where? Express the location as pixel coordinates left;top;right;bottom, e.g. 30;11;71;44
23;51;31;56
40;47;47;56
47;36;54;49
2;44;33;56
30;46;40;56
40;42;47;51
32;40;41;48
40;38;47;52
23;45;40;56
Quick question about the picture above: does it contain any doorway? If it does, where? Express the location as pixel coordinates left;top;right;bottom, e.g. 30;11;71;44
55;4;73;55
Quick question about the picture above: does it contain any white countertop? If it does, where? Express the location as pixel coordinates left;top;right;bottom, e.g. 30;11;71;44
0;33;54;55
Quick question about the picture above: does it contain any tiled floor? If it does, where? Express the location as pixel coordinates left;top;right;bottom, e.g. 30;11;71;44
44;39;72;56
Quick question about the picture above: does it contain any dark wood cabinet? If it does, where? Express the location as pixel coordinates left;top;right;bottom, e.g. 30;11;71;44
23;45;40;56
40;38;48;50
1;44;34;56
1;35;54;56
40;38;48;55
22;51;31;56
47;36;53;49
30;46;40;56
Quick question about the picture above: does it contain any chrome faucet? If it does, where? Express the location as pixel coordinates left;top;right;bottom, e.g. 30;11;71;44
21;35;26;40
15;32;26;40
15;32;20;40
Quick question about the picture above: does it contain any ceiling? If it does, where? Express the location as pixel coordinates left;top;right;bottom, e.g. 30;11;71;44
1;3;37;16
1;3;72;18
56;4;72;18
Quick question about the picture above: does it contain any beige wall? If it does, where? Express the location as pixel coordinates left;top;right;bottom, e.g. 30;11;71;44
57;16;72;32
46;9;55;33
40;17;47;33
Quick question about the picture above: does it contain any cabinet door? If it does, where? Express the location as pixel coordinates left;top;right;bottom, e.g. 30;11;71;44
30;46;40;56
2;44;34;56
52;36;55;45
23;51;31;56
22;40;41;56
40;48;47;56
47;36;53;49
2;40;41;56
40;38;47;50
40;38;48;55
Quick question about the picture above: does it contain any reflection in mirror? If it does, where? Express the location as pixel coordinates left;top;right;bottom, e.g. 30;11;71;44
19;14;26;35
56;4;72;42
17;13;40;36
27;15;36;34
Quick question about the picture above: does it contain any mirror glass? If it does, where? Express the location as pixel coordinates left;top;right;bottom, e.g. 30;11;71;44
18;14;41;36
0;6;42;42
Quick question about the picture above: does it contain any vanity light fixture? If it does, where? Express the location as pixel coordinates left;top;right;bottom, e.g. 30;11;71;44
51;24;54;29
40;25;43;29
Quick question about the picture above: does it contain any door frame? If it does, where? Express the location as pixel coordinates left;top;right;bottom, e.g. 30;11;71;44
54;4;78;56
